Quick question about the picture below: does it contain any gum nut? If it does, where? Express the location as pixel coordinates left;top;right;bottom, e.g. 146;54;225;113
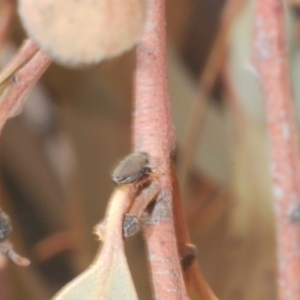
18;0;147;67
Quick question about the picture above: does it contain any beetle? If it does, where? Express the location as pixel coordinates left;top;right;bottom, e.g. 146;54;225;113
111;152;152;185
123;213;140;238
0;210;12;243
0;210;30;266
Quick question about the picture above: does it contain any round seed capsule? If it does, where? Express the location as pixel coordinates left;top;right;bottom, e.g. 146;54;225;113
18;0;147;67
111;152;152;185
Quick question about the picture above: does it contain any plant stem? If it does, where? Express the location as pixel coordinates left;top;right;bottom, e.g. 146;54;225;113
0;0;14;46
252;1;300;298
0;39;39;84
0;42;50;132
133;0;188;299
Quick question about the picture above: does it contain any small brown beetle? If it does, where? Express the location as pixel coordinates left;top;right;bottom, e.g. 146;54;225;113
0;210;12;242
111;152;152;185
123;213;140;239
0;210;30;266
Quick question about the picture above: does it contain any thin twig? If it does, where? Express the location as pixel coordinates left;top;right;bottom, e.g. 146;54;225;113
0;41;50;132
0;0;14;46
177;0;245;190
172;167;218;300
221;59;246;136
252;1;300;299
127;180;161;218
0;39;39;84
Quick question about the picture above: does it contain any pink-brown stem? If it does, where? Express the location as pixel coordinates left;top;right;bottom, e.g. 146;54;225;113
0;46;50;132
252;1;300;298
0;0;14;46
172;167;218;300
0;39;39;84
133;0;188;299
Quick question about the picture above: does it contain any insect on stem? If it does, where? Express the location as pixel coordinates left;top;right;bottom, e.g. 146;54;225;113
0;210;30;266
111;152;152;185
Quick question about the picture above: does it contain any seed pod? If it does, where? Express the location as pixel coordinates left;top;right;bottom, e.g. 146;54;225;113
112;152;152;185
18;0;147;67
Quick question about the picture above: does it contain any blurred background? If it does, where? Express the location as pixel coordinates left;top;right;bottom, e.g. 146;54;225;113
1;0;300;299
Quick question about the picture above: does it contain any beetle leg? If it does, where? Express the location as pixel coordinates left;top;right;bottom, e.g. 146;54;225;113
0;242;30;266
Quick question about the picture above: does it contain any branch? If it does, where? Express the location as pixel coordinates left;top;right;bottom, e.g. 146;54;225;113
0;0;14;46
252;1;300;298
133;0;188;299
133;0;217;299
0;39;50;132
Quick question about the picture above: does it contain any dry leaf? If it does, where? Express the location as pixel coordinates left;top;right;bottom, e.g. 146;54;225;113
52;187;139;300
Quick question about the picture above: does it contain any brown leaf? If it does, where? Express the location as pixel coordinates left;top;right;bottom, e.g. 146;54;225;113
52;186;139;300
